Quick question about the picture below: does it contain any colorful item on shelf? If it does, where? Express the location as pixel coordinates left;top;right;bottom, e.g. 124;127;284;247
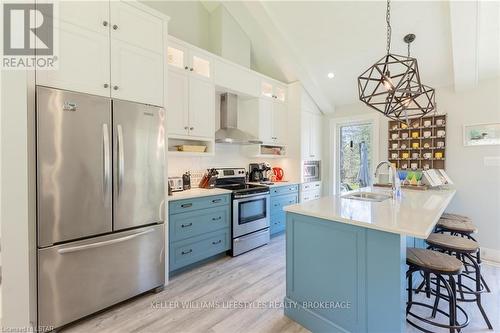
412;153;419;159
423;143;430;148
401;143;407;149
412;122;419;128
412;142;419;149
435;152;443;159
436;119;445;126
392;143;398;149
437;130;446;137
402;152;409;159
401;132;409;139
401;123;408;129
423;163;430;170
437;141;445;148
412;132;419;138
423;131;431;138
423;152;432;159
391;153;398;159
423;120;431;127
392;133;399;139
401;163;408;169
410;163;418;170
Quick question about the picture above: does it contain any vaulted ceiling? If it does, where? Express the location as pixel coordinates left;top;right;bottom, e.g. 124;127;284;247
217;1;500;113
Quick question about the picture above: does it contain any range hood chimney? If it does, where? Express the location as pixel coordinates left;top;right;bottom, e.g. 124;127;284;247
215;93;262;145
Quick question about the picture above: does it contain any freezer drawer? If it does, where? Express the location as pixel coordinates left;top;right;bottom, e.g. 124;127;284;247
38;224;165;329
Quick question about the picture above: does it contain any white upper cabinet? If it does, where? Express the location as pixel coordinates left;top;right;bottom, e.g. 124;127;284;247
167;70;189;136
188;78;215;138
109;2;165;105
37;1;111;97
214;59;260;97
166;37;215;139
239;97;288;145
37;1;168;106
261;79;287;103
301;111;322;160
167;41;212;80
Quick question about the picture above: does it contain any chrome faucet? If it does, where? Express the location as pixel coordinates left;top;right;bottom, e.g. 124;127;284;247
374;161;402;198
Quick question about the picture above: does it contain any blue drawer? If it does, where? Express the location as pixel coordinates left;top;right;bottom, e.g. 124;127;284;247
169;228;230;271
270;211;286;235
169;205;230;243
271;193;298;215
169;194;230;215
270;184;299;197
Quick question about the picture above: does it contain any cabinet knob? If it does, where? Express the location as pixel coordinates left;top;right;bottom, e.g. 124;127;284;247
184;66;189;70
103;83;109;88
112;24;118;30
102;21;108;27
190;67;194;71
113;86;119;90
190;127;194;130
184;126;189;130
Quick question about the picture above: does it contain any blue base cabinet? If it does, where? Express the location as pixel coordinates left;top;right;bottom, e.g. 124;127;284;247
168;194;231;272
270;185;299;236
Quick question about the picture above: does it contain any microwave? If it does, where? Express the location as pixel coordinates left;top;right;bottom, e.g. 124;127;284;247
303;160;320;182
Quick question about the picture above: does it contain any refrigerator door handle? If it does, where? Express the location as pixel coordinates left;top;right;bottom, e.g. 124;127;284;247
102;124;110;199
57;228;155;254
117;124;124;196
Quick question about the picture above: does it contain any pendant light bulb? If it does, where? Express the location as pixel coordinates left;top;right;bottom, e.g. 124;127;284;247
382;71;394;92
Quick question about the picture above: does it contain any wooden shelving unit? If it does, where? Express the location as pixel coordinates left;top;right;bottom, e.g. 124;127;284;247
388;114;447;171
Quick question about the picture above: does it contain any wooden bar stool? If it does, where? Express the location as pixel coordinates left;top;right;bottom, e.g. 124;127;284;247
406;248;469;333
435;214;478;241
426;233;493;330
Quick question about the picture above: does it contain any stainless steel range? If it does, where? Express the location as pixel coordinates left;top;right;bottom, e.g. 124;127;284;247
214;168;270;256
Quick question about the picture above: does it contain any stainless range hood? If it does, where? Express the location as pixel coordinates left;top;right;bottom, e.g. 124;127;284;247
215;93;262;145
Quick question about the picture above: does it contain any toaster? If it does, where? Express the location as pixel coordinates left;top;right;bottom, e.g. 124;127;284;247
168;177;183;192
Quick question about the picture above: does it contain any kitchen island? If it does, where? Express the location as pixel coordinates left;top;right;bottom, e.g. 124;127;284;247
283;187;456;333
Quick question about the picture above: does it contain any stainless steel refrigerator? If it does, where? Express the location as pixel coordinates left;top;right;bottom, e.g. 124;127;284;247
36;86;166;329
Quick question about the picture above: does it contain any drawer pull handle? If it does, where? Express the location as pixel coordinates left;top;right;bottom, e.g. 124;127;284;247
212;240;222;245
181;203;193;208
212;199;222;203
181;223;193;228
212;216;222;221
181;249;193;255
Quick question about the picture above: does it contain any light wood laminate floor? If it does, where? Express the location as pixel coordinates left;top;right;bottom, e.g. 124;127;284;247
65;234;499;333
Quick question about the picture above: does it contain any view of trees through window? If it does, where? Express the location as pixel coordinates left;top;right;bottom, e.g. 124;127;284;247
339;124;372;192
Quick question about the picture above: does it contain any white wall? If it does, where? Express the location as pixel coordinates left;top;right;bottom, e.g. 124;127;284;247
142;1;211;50
1;71;36;328
326;78;500;259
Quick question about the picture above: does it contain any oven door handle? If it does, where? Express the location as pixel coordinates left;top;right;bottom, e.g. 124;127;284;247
233;192;270;200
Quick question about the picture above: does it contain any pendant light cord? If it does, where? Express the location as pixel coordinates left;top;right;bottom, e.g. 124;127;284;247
386;0;391;54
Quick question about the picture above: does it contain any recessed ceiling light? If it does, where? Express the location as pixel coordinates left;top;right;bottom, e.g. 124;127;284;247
327;72;335;79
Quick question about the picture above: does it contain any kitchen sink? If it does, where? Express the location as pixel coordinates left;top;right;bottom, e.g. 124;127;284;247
341;191;392;202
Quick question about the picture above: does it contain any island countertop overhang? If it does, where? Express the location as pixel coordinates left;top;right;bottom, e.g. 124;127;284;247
284;186;456;238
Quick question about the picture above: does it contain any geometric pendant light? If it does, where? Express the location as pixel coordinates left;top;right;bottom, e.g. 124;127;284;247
357;0;436;124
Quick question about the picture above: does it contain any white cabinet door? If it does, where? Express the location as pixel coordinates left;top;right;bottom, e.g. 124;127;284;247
310;113;323;159
274;84;287;103
110;1;163;53
301;112;312;160
110;40;164;106
188;77;214;138
167;70;189;136
189;49;212;81
167;41;189;72
259;98;274;143
272;102;287;144
37;17;110;96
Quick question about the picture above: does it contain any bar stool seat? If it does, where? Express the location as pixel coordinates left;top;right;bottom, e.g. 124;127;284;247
437;218;478;234
427;233;479;253
406;248;468;332
407;247;463;274
441;213;472;222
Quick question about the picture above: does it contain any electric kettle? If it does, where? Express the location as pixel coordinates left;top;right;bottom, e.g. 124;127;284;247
272;167;284;181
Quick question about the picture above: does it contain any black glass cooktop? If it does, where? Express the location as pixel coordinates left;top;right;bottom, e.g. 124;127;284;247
215;182;269;195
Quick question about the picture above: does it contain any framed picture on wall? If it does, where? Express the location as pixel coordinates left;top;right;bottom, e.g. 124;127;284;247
463;123;500;146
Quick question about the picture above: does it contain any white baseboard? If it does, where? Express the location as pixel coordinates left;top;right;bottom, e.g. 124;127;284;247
481;247;500;264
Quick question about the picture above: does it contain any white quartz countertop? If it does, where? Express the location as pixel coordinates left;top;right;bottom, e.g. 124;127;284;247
248;181;301;188
167;188;232;201
284;186;456;238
